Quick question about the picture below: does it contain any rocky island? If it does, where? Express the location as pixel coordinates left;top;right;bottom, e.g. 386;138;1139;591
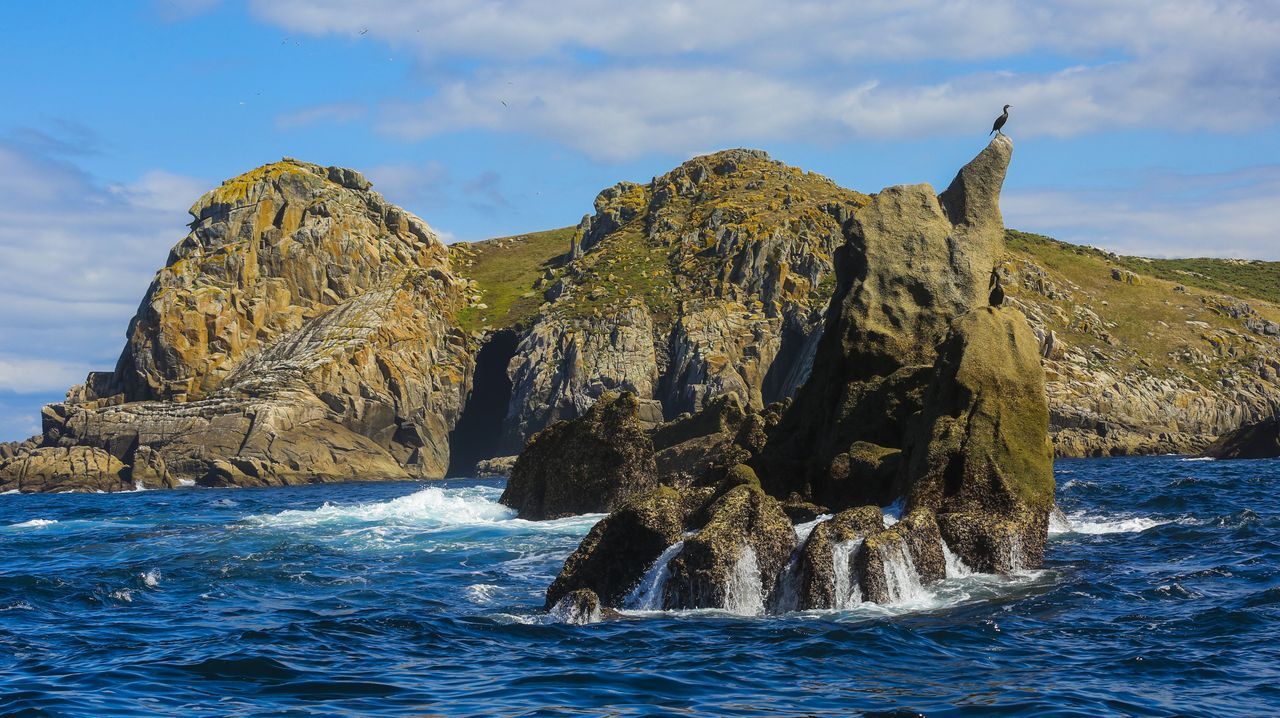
3;139;1278;500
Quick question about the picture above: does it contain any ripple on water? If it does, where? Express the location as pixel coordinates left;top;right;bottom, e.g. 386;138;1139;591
0;459;1277;715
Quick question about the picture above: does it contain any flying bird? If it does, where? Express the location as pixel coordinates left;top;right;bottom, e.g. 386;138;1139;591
990;105;1011;136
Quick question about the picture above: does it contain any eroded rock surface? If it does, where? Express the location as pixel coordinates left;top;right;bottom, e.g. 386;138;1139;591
29;159;473;488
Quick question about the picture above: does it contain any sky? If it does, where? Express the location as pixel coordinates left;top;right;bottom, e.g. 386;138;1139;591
0;0;1278;440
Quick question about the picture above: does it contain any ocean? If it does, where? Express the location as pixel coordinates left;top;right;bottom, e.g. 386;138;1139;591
1;456;1277;716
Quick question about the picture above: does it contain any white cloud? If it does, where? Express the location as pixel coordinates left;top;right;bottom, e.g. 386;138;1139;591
0;138;206;389
251;1;1280;158
1004;165;1280;259
0;355;94;394
363;160;450;208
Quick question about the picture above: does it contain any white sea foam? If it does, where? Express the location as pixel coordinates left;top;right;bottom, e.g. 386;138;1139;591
942;540;972;578
832;538;863;609
626;539;686;610
724;546;765;616
881;499;905;527
1049;510;1169;536
140;570;161;588
879;539;925;604
793;514;832;542
1180;456;1215;462
8;519;57;528
1;489;20;495
111;589;133;603
466;583;500;606
246;486;517;529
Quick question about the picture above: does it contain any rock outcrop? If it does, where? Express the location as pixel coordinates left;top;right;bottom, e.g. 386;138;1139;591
500;392;658;519
0;447;134;493
542;136;1054;614
1204;415;1280;459
13;159;473;491
464;150;868;449
902;306;1054;571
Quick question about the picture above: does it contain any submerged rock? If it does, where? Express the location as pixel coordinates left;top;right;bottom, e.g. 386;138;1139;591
548;588;604;625
1204;415;1280;459
501;392;659;520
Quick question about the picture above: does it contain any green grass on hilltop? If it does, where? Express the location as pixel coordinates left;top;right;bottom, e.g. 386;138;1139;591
1006;229;1280;306
448;227;575;333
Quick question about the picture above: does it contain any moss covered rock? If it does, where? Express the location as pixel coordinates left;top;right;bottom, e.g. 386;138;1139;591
903;306;1055;572
501;392;659;520
664;485;796;610
544;485;694;609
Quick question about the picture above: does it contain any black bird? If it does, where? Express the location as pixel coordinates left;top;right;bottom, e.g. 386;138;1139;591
990;104;1011;136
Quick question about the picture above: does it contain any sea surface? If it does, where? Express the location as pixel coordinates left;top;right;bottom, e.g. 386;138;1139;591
1;456;1278;717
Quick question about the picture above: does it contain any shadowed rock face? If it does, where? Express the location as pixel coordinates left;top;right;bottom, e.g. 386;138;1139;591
1204;415;1280;459
500;392;659;520
24;159;474;489
761;136;1015;504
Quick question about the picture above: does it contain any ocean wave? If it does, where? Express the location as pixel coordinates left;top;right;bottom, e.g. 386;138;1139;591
1180;456;1215;462
7;518;58;529
1049;510;1169;536
245;486;517;529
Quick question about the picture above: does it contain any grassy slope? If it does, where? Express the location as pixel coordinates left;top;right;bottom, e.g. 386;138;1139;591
447;227;575;333
1002;229;1280;387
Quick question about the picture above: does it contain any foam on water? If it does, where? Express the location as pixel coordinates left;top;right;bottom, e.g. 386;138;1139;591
245;486;517;529
1049;510;1170;536
140;570;161;588
832;539;863;609
879;539;925;604
8;518;57;529
942;540;972;578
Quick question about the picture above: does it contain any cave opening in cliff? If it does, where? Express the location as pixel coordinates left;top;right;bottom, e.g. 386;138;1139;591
446;329;519;477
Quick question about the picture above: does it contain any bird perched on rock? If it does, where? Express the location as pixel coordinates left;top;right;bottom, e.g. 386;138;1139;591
990;105;1011;136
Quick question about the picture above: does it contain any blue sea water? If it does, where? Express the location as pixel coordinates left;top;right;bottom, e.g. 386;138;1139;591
1;456;1278;717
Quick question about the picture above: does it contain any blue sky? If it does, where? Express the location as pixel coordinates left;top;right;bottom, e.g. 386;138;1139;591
1;0;1278;440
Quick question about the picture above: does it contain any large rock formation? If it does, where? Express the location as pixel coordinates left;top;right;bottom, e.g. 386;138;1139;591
12;159;474;490
902;306;1055;572
541;136;1056;614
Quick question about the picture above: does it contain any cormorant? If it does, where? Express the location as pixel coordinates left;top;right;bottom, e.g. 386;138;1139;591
989;266;1005;306
990;105;1011;136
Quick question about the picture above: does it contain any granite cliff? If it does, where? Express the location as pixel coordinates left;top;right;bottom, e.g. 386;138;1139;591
536;136;1056;616
3;159;473;492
